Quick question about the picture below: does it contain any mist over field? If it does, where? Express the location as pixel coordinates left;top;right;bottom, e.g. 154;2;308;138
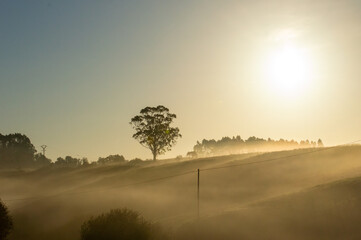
2;1;361;239
1;145;361;239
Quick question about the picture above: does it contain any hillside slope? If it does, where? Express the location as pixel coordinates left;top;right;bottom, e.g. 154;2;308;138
1;145;361;239
177;175;361;240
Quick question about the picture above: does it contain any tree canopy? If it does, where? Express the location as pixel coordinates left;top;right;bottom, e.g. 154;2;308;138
130;105;181;161
0;133;36;167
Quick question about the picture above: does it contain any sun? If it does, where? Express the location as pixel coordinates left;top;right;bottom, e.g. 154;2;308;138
265;43;312;98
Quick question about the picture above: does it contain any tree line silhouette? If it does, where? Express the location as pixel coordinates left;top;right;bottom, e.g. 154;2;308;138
0;133;147;169
1;106;182;169
187;136;324;158
0;132;324;169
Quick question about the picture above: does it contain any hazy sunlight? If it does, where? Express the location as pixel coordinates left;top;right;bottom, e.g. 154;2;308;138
265;42;313;98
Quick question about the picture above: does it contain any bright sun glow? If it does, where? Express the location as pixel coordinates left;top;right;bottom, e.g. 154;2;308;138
265;43;312;98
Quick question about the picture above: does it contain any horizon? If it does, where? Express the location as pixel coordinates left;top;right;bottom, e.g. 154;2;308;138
1;0;361;161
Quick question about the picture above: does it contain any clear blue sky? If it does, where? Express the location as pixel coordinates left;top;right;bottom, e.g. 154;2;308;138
1;0;361;161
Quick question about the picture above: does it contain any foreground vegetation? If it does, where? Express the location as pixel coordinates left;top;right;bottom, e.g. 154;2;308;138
81;208;167;240
0;199;13;240
1;145;361;239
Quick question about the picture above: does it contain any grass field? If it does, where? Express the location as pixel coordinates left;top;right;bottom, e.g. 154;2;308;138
1;145;361;239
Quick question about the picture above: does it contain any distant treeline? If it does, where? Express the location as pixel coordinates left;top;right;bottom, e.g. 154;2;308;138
187;136;324;157
0;133;148;169
0;133;325;169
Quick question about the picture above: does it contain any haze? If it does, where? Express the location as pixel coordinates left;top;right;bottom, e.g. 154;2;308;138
2;1;361;239
1;0;361;160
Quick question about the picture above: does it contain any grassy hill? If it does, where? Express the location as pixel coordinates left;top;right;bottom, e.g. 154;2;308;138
1;145;361;239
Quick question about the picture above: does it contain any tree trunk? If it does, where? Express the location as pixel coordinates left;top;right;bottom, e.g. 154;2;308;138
152;151;157;161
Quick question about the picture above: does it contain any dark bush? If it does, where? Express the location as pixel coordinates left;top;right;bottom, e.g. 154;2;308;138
0;199;13;239
80;208;167;240
128;158;144;166
97;154;126;165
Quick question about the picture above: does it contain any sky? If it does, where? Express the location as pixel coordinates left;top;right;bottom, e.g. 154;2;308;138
1;0;361;161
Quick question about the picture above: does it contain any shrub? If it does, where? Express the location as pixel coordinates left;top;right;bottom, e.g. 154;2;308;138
0;199;13;239
80;208;167;240
128;158;144;166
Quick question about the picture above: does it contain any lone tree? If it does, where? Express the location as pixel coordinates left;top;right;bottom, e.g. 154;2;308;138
130;105;181;161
